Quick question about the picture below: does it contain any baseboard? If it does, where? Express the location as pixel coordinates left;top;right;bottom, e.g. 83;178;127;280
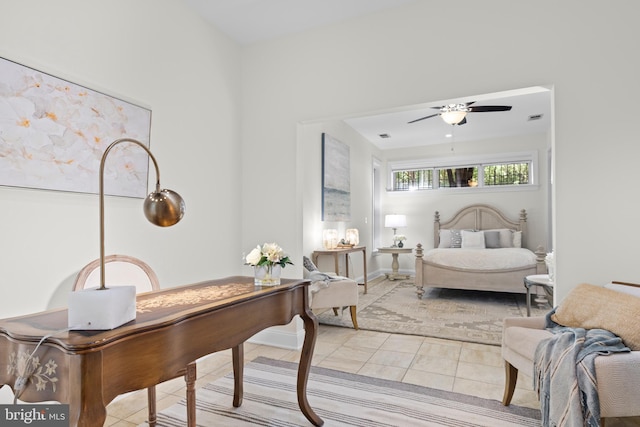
248;324;306;350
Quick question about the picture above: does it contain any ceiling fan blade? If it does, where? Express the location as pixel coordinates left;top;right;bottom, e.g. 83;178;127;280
408;113;440;124
456;117;467;125
468;105;512;112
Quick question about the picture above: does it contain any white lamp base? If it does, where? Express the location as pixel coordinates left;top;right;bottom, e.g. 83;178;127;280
68;286;137;330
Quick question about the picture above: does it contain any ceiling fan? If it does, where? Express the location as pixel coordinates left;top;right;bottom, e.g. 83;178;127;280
408;102;512;126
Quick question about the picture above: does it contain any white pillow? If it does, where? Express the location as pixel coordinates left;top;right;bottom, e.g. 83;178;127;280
512;231;522;248
461;230;485;249
438;230;452;248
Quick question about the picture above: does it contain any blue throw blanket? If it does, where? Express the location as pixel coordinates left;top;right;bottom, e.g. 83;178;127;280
533;309;630;427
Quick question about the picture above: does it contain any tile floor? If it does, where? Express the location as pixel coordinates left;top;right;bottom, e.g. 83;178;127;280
105;324;640;427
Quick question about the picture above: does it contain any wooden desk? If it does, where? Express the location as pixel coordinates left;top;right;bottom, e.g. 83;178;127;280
312;246;368;293
0;277;322;427
377;247;413;280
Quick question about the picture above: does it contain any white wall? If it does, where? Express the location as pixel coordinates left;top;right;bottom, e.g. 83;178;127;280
299;120;382;280
0;0;242;317
241;0;640;302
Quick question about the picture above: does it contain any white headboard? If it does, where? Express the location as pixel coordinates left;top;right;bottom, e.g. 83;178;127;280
433;204;528;248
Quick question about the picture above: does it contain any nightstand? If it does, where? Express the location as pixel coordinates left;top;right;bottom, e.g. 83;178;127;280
377;247;413;280
524;274;554;316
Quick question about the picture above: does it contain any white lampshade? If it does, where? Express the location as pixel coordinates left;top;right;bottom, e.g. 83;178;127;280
441;110;467;125
385;214;407;229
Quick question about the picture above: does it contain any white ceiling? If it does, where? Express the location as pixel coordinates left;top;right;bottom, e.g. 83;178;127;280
344;87;552;150
185;1;552;150
185;0;417;45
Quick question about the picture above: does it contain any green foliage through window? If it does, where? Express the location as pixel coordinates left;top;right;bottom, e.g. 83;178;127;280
392;169;433;190
484;163;529;185
391;160;531;191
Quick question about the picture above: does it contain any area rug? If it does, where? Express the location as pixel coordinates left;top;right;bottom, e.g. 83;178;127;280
317;279;549;346
148;356;541;426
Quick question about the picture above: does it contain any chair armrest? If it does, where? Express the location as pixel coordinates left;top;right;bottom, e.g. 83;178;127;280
596;351;640;417
595;350;640;373
503;316;546;330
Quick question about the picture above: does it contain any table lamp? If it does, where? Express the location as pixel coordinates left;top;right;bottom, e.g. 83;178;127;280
345;228;359;245
385;214;406;247
68;138;185;330
322;229;338;249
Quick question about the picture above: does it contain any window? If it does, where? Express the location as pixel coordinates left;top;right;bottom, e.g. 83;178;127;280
389;152;536;191
439;167;478;188
484;162;529;185
392;169;433;190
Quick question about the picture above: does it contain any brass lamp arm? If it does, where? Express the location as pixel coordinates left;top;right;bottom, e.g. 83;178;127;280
98;138;161;290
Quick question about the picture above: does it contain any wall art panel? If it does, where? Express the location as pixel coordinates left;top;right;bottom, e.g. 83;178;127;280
322;133;351;221
0;57;151;198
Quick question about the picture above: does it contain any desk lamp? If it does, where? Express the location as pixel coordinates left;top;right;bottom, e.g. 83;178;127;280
68;138;185;330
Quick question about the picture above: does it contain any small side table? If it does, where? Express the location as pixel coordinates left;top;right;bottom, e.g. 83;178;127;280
524;274;554;316
377;247;413;280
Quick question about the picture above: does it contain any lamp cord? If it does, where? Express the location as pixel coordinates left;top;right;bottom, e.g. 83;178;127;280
13;326;79;403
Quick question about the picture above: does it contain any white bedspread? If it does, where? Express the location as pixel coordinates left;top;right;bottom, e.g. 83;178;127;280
425;248;536;270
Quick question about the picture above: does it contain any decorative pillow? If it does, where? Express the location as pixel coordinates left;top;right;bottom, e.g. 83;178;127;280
484;230;501;248
438;230;452;248
449;229;462;248
512;231;522;248
551;283;640;350
498;229;513;248
303;256;318;272
461;230;485;249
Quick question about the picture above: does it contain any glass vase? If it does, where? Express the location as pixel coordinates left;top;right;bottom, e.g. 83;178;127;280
254;264;282;286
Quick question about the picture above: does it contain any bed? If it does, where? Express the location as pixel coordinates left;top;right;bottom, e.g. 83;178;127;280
414;204;546;299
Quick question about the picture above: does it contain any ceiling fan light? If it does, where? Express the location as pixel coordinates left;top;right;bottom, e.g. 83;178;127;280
441;110;467;125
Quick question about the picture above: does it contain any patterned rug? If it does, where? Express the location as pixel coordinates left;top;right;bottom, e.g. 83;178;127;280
317;279;550;346
148;356;541;426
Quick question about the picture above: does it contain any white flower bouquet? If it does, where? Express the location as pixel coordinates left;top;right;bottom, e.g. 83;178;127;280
246;243;293;286
245;242;293;269
545;251;555;282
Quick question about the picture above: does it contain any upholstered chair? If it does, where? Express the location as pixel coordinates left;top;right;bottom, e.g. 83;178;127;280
501;281;640;426
303;256;359;329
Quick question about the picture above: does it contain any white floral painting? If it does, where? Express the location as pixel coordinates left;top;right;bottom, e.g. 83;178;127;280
0;57;152;198
322;133;351;221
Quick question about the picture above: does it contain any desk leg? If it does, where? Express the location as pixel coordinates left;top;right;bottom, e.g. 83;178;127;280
147;386;157;426
232;344;244;407
185;363;197;427
299;309;324;426
69;352;107;427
